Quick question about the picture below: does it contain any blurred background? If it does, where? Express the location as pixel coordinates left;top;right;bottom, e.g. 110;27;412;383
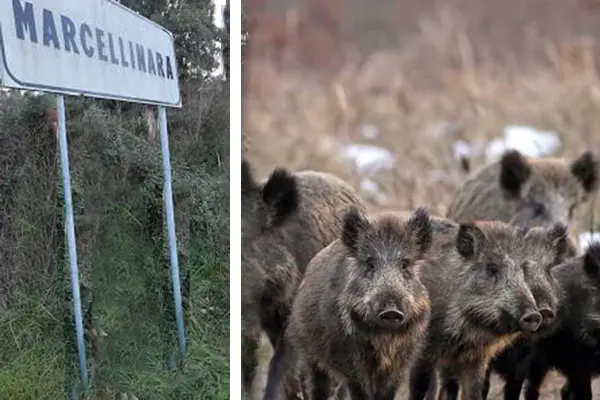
241;0;600;397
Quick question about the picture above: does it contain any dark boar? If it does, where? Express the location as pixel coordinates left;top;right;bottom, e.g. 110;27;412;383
266;207;433;400
520;241;600;400
241;160;366;397
408;220;568;400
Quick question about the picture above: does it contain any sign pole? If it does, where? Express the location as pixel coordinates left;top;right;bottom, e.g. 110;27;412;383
1;0;183;383
158;106;186;362
57;94;88;389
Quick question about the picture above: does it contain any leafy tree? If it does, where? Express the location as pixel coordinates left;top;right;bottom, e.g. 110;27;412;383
222;2;230;80
119;0;221;83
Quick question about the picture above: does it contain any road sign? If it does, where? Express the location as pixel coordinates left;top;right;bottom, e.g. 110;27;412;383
0;0;181;107
0;1;188;395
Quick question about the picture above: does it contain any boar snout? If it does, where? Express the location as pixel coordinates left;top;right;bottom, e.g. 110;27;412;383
538;307;556;326
378;308;405;327
519;311;543;332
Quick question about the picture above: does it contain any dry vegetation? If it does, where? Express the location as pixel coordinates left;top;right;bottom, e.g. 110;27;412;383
242;0;600;398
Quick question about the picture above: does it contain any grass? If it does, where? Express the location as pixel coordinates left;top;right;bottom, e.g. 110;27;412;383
0;295;68;399
0;205;228;400
0;77;229;399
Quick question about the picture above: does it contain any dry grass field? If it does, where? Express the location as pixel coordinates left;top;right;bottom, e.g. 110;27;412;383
242;0;600;398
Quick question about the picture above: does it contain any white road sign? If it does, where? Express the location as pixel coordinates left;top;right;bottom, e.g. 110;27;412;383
0;0;181;107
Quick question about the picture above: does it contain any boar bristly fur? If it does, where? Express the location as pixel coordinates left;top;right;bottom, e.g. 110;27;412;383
478;224;569;400
275;208;433;400
447;149;598;229
241;159;367;398
409;220;568;400
444;150;596;399
520;242;600;400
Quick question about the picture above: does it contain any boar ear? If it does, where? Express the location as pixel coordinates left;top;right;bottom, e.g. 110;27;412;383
499;149;531;196
262;168;299;225
571;151;599;193
456;223;485;259
460;156;471;174
342;206;370;253
242;159;258;195
546;222;569;259
407;207;433;254
584;241;600;279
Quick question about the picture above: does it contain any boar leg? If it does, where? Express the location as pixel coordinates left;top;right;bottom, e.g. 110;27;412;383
242;332;260;396
437;367;459;400
560;382;571;400
331;382;349;400
480;366;491;399
523;356;550;400
261;306;288;349
458;365;486;400
347;382;368;400
373;385;398;400
263;338;299;400
310;362;331;400
408;357;435;400
563;373;592;400
425;376;438;400
502;373;525;400
438;379;459;400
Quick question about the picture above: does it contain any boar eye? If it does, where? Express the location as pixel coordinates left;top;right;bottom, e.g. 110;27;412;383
400;258;411;270
531;202;546;217
365;257;376;271
487;263;500;276
568;204;576;219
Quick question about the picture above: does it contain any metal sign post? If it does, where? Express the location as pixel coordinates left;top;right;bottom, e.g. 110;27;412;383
57;94;88;389
158;106;186;361
0;0;185;395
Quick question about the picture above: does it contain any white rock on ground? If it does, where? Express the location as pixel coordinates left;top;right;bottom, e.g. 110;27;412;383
339;144;396;175
485;125;562;160
579;231;600;251
451;125;562;163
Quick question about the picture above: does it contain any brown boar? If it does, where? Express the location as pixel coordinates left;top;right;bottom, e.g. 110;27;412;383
447;149;598;227
446;149;598;255
408;220;569;400
241;160;367;397
440;150;598;398
444;150;597;399
476;225;569;400
267;207;433;400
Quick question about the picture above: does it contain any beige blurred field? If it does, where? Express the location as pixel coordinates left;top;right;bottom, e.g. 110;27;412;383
242;0;600;397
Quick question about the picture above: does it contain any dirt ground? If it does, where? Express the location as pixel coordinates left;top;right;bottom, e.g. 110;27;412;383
251;335;600;399
242;0;600;398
